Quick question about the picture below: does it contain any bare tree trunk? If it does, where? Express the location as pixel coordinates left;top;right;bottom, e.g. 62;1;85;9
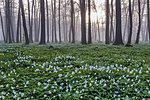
64;0;68;42
10;1;15;43
122;0;128;42
37;2;41;42
126;0;133;46
16;4;21;43
135;0;141;44
110;0;114;42
105;0;110;44
123;12;128;42
63;14;66;41
19;18;22;42
69;23;72;42
88;0;92;44
27;0;31;42
51;0;54;42
34;0;39;42
54;0;57;43
5;0;12;43
97;17;101;42
20;0;29;44
0;9;6;42
27;0;34;43
113;0;124;45
80;0;86;44
46;0;50;43
71;0;75;43
39;0;46;44
94;21;97;41
58;0;61;42
147;0;150;42
30;0;34;43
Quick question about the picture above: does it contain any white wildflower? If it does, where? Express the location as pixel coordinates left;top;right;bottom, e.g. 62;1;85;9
58;74;63;77
38;82;41;86
95;96;99;100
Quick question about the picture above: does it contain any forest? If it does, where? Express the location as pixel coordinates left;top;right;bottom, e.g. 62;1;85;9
0;0;150;44
0;0;150;99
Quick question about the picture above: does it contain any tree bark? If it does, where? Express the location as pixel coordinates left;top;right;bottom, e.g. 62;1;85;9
5;0;12;43
39;0;46;44
113;0;124;45
71;0;75;43
135;0;141;44
126;0;133;46
88;0;92;44
46;0;50;43
20;0;29;44
147;0;150;42
105;0;110;44
16;4;21;43
110;0;114;42
58;0;61;42
0;9;6;42
80;0;86;44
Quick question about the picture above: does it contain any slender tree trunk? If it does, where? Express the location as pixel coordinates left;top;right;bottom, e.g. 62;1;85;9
0;9;6;42
71;0;75;43
16;5;21;43
54;0;57;43
135;0;141;44
20;0;29;44
65;2;68;42
27;0;32;43
46;0;50;43
123;11;129;42
88;0;92;44
140;0;146;42
30;0;34;43
10;1;15;43
63;14;66;41
105;0;110;44
58;0;61;42
94;21;97;41
39;0;46;44
110;0;114;42
80;0;86;44
51;0;54;42
147;0;150;42
97;17;101;42
126;0;133;46
69;23;72;42
34;0;39;42
63;0;68;42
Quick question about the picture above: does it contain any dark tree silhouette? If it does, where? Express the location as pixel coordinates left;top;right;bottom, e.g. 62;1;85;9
80;0;86;44
58;0;61;43
126;0;133;46
20;0;29;44
113;0;124;45
135;0;141;44
88;0;92;44
147;0;150;42
39;0;46;44
70;0;75;43
16;3;21;43
105;0;110;44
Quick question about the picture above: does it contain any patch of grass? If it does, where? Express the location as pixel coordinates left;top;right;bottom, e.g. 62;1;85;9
0;44;150;99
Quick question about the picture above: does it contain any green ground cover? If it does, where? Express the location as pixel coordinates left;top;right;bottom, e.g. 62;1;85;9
0;44;150;99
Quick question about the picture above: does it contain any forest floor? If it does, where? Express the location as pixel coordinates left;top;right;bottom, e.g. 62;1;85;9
0;43;150;99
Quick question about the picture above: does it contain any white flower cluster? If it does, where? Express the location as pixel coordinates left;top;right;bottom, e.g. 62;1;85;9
0;55;149;99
